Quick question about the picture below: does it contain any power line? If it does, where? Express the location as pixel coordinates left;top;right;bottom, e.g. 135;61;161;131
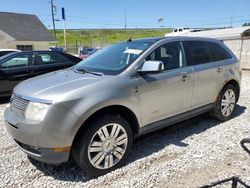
40;7;250;29
166;14;250;24
65;17;250;27
65;14;250;24
182;18;250;28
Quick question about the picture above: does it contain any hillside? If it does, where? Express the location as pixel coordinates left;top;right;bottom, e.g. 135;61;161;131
52;29;172;51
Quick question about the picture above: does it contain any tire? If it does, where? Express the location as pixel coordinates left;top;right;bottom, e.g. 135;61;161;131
210;84;237;121
72;114;133;177
240;138;250;155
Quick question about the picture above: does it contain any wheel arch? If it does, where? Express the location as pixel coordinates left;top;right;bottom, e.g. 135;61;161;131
215;79;240;103
222;79;240;102
71;105;140;148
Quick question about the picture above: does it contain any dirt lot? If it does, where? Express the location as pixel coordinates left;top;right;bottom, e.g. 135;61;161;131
0;72;250;188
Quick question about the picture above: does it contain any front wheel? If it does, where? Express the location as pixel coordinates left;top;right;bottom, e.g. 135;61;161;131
72;115;133;176
210;84;237;121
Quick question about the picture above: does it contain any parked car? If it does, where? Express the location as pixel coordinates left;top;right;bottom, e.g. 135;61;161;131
79;48;98;59
165;27;203;37
49;47;65;52
0;49;20;57
5;37;241;176
0;51;82;96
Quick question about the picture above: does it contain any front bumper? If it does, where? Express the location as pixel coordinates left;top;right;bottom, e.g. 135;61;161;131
14;139;70;164
4;104;80;164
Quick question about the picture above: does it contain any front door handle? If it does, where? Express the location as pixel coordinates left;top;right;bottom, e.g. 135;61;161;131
181;75;188;82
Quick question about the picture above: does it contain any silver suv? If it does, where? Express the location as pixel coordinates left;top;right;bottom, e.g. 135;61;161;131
4;37;241;176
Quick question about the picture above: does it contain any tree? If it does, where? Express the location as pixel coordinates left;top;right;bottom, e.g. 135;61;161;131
243;22;250;27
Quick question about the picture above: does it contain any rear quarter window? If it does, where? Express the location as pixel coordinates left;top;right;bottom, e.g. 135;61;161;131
207;41;232;61
61;55;71;64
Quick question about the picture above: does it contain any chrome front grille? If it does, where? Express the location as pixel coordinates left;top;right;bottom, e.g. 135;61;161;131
10;95;29;119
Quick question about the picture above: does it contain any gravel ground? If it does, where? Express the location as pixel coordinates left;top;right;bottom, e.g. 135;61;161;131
0;72;250;188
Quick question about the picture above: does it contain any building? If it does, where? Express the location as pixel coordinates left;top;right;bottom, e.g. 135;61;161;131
0;12;56;51
165;27;250;69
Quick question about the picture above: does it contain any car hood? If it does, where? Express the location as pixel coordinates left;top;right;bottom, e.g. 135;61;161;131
14;68;112;102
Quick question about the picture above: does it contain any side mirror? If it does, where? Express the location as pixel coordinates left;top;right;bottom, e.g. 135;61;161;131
138;60;164;76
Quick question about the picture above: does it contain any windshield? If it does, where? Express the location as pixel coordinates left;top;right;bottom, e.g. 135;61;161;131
75;41;152;75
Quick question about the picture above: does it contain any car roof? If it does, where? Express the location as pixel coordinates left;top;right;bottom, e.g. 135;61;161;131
127;36;220;43
162;36;221;42
0;51;63;58
0;50;82;63
27;50;66;54
3;50;74;56
131;37;164;43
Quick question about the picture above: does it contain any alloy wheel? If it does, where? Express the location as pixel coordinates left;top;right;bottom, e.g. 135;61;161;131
87;123;128;169
221;89;236;117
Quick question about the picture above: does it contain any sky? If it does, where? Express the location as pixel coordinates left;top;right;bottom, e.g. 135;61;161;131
0;0;250;29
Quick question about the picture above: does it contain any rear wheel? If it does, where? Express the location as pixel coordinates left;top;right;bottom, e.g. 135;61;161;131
72;115;133;176
210;84;237;121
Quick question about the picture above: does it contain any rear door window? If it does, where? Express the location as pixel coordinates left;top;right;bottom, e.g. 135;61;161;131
35;53;61;65
183;41;212;65
207;41;232;61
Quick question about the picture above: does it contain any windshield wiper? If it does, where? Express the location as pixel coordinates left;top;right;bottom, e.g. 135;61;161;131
74;67;103;76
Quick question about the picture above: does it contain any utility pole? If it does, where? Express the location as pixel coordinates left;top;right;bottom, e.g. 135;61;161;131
51;0;56;40
62;8;67;51
125;12;127;30
230;14;233;28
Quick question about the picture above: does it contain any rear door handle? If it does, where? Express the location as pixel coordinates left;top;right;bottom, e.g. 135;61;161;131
180;71;192;82
217;67;222;73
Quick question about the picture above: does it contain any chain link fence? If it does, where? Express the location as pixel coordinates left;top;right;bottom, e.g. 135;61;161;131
66;38;111;55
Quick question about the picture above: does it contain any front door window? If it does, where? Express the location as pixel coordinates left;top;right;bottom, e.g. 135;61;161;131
2;54;31;69
146;42;187;71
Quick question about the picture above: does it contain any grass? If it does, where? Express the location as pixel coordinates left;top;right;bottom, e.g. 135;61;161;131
52;29;172;50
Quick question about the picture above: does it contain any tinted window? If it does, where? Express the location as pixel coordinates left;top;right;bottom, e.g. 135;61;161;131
207;42;232;61
1;54;31;68
146;42;186;70
35;53;61;65
183;41;212;65
61;55;71;64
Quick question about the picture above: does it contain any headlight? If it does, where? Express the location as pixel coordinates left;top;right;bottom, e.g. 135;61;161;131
25;102;50;121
